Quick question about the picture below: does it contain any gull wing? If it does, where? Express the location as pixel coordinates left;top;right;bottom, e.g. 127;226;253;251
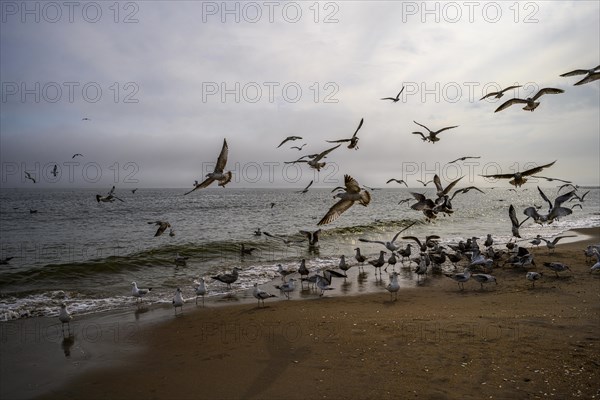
435;125;459;135
413;121;431;133
344;174;361;194
317;199;354;226
532;88;564;101
313;144;341;162
480;171;517;179
560;69;590;77
302;180;314;191
574;72;600;86
326;138;351;143
536;186;553;211
358;238;386;245
480;91;501;100
214;139;229;173
396;87;405;98
441;176;464;196
184;177;215;195
412;132;428;140
351;118;364;139
521;160;556;177
494;98;527;113
553;190;576;207
391;222;417;242
509;204;520;227
433;175;444;193
402;236;423;249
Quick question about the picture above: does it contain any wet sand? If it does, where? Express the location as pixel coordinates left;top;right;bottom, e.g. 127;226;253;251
3;228;599;400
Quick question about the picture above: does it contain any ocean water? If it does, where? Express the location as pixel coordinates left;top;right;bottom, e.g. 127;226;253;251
0;186;598;321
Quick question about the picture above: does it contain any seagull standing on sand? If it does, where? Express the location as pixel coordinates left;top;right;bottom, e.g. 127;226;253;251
277;264;296;281
58;303;72;334
172;288;184;314
253;283;277;307
194;278;207;306
385;272;400;301
444;268;471;290
471;274;497;290
543;262;571;277
131;282;152;302
318;174;371;225
369;251;387;275
526;271;543;287
494;88;564;112
184;139;232;194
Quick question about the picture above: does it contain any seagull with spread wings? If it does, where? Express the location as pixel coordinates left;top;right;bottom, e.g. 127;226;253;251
494;88;564;112
380;86;405;103
412;121;458;144
148;220;171;237
560;65;600;86
509;204;529;238
480;160;556;187
523;186;576;225
448;156;481;164
386;178;408;187
184;139;232;195
96;186;125;203
433;174;464;198
277;136;302;148
358;222;416;252
416;179;433;187
24;171;36;183
480;85;522;100
318;174;371;225
326;118;364;150
284;144;341;171
296;180;313;194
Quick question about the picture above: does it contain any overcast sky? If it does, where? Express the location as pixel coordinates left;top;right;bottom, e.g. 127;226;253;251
1;1;599;189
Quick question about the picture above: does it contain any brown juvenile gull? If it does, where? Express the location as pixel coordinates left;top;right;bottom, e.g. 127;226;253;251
318;174;371;225
184;139;232;195
148;220;171;237
412;121;458;143
494;88;564;112
326;118;364;150
97;186;125;203
480;85;522;100
480;160;556;187
381;86;405;102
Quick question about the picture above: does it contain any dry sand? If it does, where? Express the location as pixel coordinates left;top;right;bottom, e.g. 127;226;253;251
24;227;600;399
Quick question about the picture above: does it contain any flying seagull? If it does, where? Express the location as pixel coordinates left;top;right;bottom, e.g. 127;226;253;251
531;175;571;184
560;65;600;86
494;88;564;112
277;136;302;148
148;220;171;237
386;178;408;187
380;86;405;103
326;118;364;150
82;117;91;121
433;174;464;198
359;222;416;252
480;160;556;187
523;187;576;224
72;153;83;159
296;180;314;194
285;144;341;171
96;186;124;203
412;121;458;144
24;171;36;183
416;179;433;187
448;156;481;164
51;165;58;177
479;85;522;100
290;143;306;151
299;229;321;246
184;139;232;194
509;204;530;238
318;174;371;225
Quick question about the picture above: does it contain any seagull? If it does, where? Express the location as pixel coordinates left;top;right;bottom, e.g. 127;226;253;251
590;260;600;273
560;65;600;85
540;236;574;253
480;160;556;187
471;273;497;289
211;267;240;289
253;283;277;307
494;88;564;112
72;153;83;158
299;229;321;246
526;271;543;287
263;232;305;246
402;235;441;252
131;188;138;194
96;186;125;203
240;244;256;256
444;268;471;290
412;121;458;143
337;255;351;276
254;228;262;236
433;174;464;198
416;179;433;187
385;272;400;301
274;278;296;299
368;251;387;275
184;139;232;194
326;117;364;150
297;259;310;280
385;251;398;272
381;86;405;102
414;255;429;282
448;156;481;164
277;136;302;148
449;186;485;201
285;144;341;171
318;174;371;225
315;275;334;296
51;165;58;177
290;143;307;151
572;190;590;203
509;204;530;238
359;222;416;252
480;85;522;100
398;198;412;205
58;303;72;334
82;117;91;121
543;262;571;277
194;278;207;306
277;264;296;281
530;235;543;248
148;220;171;237
24;171;36;183
354;247;367;271
531;175;571;184
174;253;189;266
297;180;314;194
172;288;184;314
386;178;408;187
169;228;175;237
131;282;152;302
523;187;576;224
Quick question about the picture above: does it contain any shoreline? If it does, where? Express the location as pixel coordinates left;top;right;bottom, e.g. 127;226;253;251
2;227;599;399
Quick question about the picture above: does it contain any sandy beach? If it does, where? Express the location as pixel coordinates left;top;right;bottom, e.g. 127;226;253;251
2;227;598;400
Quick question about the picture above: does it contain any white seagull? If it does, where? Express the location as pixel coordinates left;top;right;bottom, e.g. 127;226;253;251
253;283;277;307
172;288;184;314
494;88;564;112
194;278;207;306
131;282;152;302
274;278;296;299
385;272;400;301
58;303;72;334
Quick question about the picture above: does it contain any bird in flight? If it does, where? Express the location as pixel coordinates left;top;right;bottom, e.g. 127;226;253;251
285;144;341;171
326;118;364;150
531;175;571;184
318;174;371;225
448;156;480;164
433;174;464;198
184;139;232;195
290;143;307;151
508;204;529;238
416;179;433;187
412;121;458;144
297;180;314;194
523;186;576;225
82;117;91;121
479;85;522;100
380;86;405;103
386;178;408;187
277;136;302;148
148;221;170;237
96;186;125;203
51;165;58;177
72;153;83;159
24;171;36;183
560;65;600;86
480;160;556;187
494;88;564;112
